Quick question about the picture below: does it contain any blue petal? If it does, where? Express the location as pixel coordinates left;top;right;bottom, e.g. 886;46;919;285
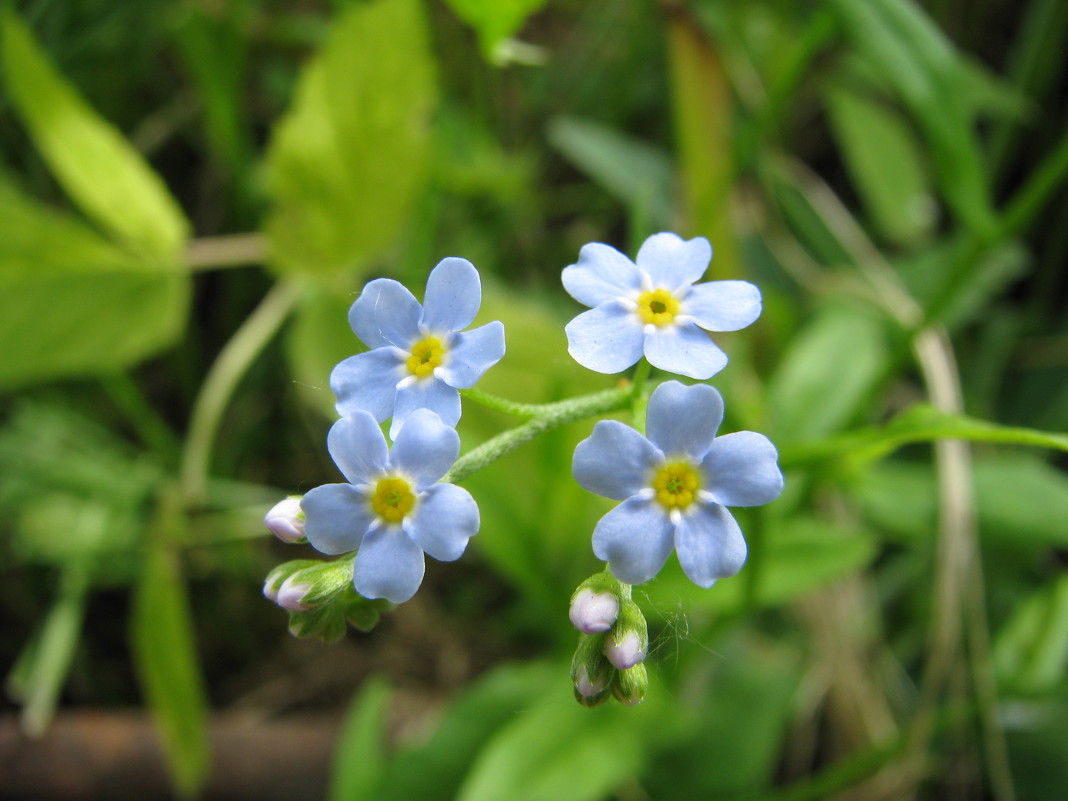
685;280;762;332
643;321;727;380
326;412;389;484
562;242;641;307
645;381;723;460
404;483;479;561
330;348;406;421
573;420;662;500
565;303;645;374
700;431;784;507
437;321;505;389
635;233;711;289
421;257;481;333
592;497;675;585
302;483;374;555
389;408;460;488
391;378;461;440
349;278;422;349
674;503;747;587
353;522;425;604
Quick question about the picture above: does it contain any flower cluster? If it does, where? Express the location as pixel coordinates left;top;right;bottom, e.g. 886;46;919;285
263;231;784;707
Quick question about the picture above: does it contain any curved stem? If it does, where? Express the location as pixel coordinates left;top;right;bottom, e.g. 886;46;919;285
443;386;632;484
460;387;541;417
180;281;302;505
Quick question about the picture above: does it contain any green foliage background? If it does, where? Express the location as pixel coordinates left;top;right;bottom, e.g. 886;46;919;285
1;0;1067;799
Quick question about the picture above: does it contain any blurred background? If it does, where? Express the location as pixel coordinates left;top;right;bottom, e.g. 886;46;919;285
1;0;1067;799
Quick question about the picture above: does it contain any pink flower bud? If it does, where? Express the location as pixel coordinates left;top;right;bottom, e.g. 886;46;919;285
606;629;646;669
569;588;619;634
265;497;305;544
275;575;313;611
575;665;607;698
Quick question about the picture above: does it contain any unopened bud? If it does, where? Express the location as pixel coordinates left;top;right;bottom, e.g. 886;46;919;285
571;632;612;707
612;663;648;706
276;575;313;611
265;496;306;543
575;664;607;698
605;600;648;669
606;629;646;669
569;588;619;634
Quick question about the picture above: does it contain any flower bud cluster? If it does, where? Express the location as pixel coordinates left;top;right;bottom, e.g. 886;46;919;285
568;572;650;707
262;556;390;641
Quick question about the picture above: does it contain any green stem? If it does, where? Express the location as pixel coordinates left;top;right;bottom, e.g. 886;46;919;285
180;281;302;505
460;387;541;417
443;386;632;484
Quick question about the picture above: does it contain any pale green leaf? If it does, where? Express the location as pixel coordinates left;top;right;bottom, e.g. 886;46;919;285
329;678;392;801
442;0;548;58
265;0;436;276
131;539;210;799
994;575;1068;694
0;12;189;256
0;183;190;390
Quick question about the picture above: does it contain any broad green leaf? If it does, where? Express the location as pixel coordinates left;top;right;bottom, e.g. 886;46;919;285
328;677;392;801
265;0;436;276
831;0;996;233
783;404;1068;469
1004;695;1068;801
824;82;934;246
442;0;547;59
547;116;676;229
456;695;645;801
855;453;1068;547
994;575;1068;694
0;182;190;390
0;12;189;256
131;535;210;799
373;662;557;801
767;304;889;444
5;567;89;737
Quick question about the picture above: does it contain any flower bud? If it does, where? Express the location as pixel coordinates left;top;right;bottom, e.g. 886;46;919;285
571;632;612;707
569;588;619;634
264;496;306;543
276;575;313;611
604;600;648;669
612;663;648;707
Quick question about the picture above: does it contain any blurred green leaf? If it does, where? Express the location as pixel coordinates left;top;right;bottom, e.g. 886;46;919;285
994;575;1068;695
547;116;675;229
131;534;210;799
5;567;88;737
0;183;190;389
328;677;392;801
441;0;547;59
855;453;1068;547
285;283;363;417
824;81;934;246
767;304;889;444
265;0;436;276
456;695;644;801
373;662;557;801
784;404;1068;469
0;12;189;256
831;0;996;233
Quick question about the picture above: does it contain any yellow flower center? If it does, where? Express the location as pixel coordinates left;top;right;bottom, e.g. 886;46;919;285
652;462;700;510
371;476;416;523
636;289;680;326
406;336;445;378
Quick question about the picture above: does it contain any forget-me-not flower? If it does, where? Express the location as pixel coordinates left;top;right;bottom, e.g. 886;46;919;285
562;233;761;379
573;381;783;587
332;258;506;439
301;408;479;604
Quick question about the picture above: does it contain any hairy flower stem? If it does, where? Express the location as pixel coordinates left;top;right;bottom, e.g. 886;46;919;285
443;386;633;484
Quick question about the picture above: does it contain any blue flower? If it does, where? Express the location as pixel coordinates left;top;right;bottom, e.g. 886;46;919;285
332;257;506;439
300;408;479;604
572;381;783;587
562;233;761;379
